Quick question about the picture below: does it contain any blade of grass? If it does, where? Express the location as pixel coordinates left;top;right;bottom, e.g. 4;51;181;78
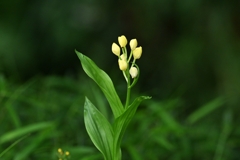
0;134;29;158
213;110;232;160
186;98;224;125
126;144;143;160
149;102;183;133
4;78;38;128
154;136;175;151
0;122;54;144
14;130;52;160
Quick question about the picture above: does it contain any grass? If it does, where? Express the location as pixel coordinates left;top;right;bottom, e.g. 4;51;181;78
0;73;239;160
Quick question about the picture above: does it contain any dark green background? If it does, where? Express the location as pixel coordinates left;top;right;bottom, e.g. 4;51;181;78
1;0;240;159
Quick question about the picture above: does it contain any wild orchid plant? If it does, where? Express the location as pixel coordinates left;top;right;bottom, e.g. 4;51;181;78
75;35;151;160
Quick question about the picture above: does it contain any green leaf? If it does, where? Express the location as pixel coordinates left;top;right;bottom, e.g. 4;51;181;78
84;97;114;160
186;98;224;124
113;96;151;157
0;134;29;158
14;130;52;160
0;122;54;144
151;104;183;133
76;50;124;118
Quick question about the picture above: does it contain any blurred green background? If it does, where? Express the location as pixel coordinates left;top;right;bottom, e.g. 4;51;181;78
1;0;240;159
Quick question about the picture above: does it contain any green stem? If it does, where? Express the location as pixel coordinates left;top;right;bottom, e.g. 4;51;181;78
125;85;131;109
131;59;136;68
121;47;127;57
128;50;133;63
125;70;131;109
122;71;128;82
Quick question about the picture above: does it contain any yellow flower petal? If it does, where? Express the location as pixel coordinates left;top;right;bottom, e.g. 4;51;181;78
133;46;142;59
111;43;120;56
130;39;138;50
118;57;128;71
118;35;127;47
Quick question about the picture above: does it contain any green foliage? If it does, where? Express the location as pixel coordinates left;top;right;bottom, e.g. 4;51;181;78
84;97;114;160
76;51;150;160
186;98;225;125
0;0;239;158
0;72;239;159
113;96;151;154
76;51;124;118
0;134;29;158
0;75;97;159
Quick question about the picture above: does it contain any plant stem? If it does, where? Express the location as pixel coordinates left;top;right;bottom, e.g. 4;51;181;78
131;59;136;68
125;71;131;109
127;51;133;63
125;85;131;109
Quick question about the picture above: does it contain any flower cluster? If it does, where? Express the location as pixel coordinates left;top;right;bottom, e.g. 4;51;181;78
57;148;70;160
111;35;142;80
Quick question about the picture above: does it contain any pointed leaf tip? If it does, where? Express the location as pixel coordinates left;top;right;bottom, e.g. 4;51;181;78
75;50;84;60
76;52;124;118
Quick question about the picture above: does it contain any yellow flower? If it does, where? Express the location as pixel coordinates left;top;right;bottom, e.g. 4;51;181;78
130;39;138;50
65;151;70;156
118;54;128;71
120;53;127;61
133;46;142;59
118;35;127;47
129;67;138;78
58;148;63;154
111;43;121;56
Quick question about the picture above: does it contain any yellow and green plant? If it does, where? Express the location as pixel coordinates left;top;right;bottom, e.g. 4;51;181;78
75;35;151;160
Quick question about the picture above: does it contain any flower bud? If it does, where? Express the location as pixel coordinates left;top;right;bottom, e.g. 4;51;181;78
118;35;127;47
130;39;138;50
118;56;128;71
120;53;127;61
112;43;120;56
133;46;142;59
129;67;138;78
